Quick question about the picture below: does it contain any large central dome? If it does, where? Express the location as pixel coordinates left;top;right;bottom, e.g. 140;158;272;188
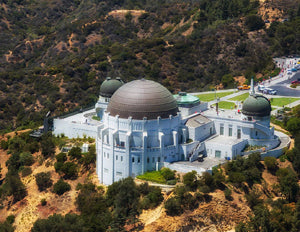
107;79;178;120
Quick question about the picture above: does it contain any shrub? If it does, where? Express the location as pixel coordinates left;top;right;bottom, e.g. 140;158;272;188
20;152;34;166
160;167;175;181
224;188;233;201
264;157;278;174
68;147;82;160
245;15;265;31
22;167;32;177
41;198;47;206
0;140;8;150
56;153;67;163
61;162;78;179
53;179;71;195
183;171;198;191
164;197;182;216
35;172;53;191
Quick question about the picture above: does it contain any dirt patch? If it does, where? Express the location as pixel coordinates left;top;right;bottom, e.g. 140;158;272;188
234;76;246;86
107;10;146;23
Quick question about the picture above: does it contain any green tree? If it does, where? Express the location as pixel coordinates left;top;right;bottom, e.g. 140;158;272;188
276;168;299;202
35;172;53;191
68;147;82;160
53;179;71;195
61;162;78;179
160;167;175;181
20;152;34;166
56;153;67;163
183;171;198;191
164;197;182;216
245;15;265;31
264;156;278;174
6;172;27;202
40;132;55;158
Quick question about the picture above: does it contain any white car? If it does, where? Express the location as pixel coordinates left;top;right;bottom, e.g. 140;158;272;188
263;88;277;95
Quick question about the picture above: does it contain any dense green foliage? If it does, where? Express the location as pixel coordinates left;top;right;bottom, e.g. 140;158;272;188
35;172;53;192
137;167;177;184
53;179;71;195
1;0;299;132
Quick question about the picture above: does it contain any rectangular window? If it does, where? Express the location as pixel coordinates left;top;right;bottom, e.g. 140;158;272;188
147;157;149;163
138;157;140;163
215;150;221;158
229;127;232;136
237;129;241;139
107;153;109;159
158;157;161;162
116;155;118;161
121;156;123;162
132;157;134;163
116;171;122;176
104;152;106;158
220;125;224;135
152;157;155;163
120;141;125;147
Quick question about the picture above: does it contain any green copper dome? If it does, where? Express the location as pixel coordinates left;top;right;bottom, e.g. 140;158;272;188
174;92;200;107
100;77;124;98
242;94;271;117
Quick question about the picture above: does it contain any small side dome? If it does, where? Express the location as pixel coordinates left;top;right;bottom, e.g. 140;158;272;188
100;77;124;98
242;94;271;117
107;79;178;120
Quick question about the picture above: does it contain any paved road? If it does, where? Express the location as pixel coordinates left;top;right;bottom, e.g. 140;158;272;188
268;72;300;96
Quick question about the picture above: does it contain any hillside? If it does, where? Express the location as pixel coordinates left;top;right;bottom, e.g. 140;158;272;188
0;124;299;231
0;0;299;132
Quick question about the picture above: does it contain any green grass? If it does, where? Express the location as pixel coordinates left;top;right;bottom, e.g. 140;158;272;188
228;93;249;102
196;91;235;102
269;98;300;107
137;171;166;184
213;101;236;109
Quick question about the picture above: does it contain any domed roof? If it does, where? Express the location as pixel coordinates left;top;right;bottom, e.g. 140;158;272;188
100;77;123;98
107;79;178;120
242;94;271;117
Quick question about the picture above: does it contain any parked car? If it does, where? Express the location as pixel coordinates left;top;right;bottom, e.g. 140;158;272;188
237;84;250;90
287;70;292;75
291;68;297;72
258;85;265;92
291;78;300;84
263;88;277;95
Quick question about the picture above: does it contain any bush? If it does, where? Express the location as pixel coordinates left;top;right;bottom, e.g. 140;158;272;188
41;198;47;206
22;167;32;177
224;188;233;201
68;147;82;160
35;172;53;191
56;153;67;163
0;140;8;150
264;157;278;174
245;15;265;31
20;152;34;166
183;171;198;191
61;162;78;179
53;179;71;195
164;197;182;216
160;167;175;181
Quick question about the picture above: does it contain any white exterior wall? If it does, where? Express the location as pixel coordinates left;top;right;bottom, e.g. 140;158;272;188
53;118;98;138
97;112;184;185
188;121;215;142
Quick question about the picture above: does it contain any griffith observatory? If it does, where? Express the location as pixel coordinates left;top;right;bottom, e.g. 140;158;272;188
53;77;289;185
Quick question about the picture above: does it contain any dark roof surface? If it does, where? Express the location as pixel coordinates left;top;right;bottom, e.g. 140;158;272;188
107;79;178;119
242;94;271;117
100;77;123;98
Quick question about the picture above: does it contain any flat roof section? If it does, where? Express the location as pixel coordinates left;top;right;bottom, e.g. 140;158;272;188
185;114;211;127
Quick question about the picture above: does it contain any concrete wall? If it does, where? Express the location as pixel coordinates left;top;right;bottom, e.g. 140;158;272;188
53;119;97;138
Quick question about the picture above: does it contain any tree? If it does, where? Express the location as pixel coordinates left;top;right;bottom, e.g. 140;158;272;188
40;132;55;158
276;168;299;202
245;15;265;31
53;179;71;195
160;167;175;181
286;118;300;136
56;153;67;163
35;172;53;191
68;147;82;160
264;156;278;174
183;171;198;191
164;197;182;216
61;162;78;179
19;152;34;166
6;172;27;202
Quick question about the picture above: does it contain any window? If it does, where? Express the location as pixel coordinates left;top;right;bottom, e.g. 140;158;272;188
138;157;140;163
120;141;125;147
116;155;118;161
256;131;258;136
215;150;221;158
132;157;134;163
237;129;241;139
147;157;149;163
220;125;224;135
121;156;123;162
116;171;122;176
158;157;161;162
210;127;213;135
229;126;232;136
104;152;106;158
152;157;155;163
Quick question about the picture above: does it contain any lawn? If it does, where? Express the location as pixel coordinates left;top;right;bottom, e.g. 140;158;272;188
269;97;300;107
228;93;249;101
213;101;236;109
136;171;166;184
196;91;235;102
